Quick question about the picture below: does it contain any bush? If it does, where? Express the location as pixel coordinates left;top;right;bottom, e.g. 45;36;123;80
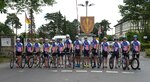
141;43;150;51
145;49;150;57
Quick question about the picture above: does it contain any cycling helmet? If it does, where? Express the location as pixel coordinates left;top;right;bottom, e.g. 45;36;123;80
122;35;127;39
114;37;118;41
66;34;70;38
133;35;138;38
84;36;87;39
16;38;20;41
76;35;79;38
52;38;55;41
45;38;48;41
35;38;39;41
103;37;107;40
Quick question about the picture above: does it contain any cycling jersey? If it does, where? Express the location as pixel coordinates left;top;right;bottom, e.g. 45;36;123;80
51;42;57;53
26;42;32;53
65;39;72;49
131;40;141;52
112;42;121;52
91;39;99;49
74;40;82;50
101;42;109;52
83;40;90;50
121;41;130;52
34;43;40;52
16;42;23;52
58;42;64;53
43;43;50;52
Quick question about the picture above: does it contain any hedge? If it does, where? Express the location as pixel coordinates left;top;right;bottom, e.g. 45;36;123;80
145;49;150;57
141;43;150;51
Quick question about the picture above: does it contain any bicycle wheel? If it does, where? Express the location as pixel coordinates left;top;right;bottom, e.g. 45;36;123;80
109;57;114;70
118;58;121;68
28;56;34;68
72;51;75;69
10;52;15;69
131;58;139;70
39;55;44;68
122;57;127;70
48;56;52;68
21;55;26;68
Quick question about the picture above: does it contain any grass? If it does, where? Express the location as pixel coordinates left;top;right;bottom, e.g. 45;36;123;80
0;55;10;63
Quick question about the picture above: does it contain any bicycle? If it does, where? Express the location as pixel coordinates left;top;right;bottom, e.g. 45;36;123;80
109;52;114;69
9;52;22;69
130;52;140;70
21;52;34;68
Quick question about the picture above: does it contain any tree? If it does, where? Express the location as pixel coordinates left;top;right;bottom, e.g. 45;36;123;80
44;11;64;35
119;0;150;40
0;22;13;35
5;13;22;36
93;22;100;36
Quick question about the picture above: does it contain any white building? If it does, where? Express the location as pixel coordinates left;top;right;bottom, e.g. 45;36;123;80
114;20;143;37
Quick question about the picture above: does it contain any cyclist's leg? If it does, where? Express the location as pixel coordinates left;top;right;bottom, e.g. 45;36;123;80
87;50;90;67
83;50;86;66
103;51;108;68
61;53;64;65
44;52;48;67
114;52;119;68
16;52;22;67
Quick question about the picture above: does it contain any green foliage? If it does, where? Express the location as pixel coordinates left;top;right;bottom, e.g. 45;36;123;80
5;13;22;35
0;22;13;35
37;11;78;40
145;49;150;57
107;35;113;41
141;43;150;51
125;31;139;41
119;0;150;39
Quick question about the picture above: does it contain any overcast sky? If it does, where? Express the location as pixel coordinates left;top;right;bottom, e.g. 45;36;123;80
0;0;123;35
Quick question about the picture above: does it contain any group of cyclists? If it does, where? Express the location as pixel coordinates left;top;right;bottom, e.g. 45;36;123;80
14;34;141;70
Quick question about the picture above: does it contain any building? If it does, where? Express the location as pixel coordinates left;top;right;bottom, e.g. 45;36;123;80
114;20;143;37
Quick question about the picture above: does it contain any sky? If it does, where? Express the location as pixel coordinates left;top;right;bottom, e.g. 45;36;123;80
0;0;123;35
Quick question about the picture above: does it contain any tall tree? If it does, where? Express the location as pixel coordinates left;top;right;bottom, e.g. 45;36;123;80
0;22;13;35
44;11;64;35
119;0;150;39
5;13;22;36
99;19;111;35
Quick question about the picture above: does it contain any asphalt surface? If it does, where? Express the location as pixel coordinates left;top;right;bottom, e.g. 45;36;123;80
0;52;150;82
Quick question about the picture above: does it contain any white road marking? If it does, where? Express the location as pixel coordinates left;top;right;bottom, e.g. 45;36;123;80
18;70;24;73
91;70;103;73
76;70;87;73
51;70;58;72
106;71;119;73
122;72;134;74
61;70;73;72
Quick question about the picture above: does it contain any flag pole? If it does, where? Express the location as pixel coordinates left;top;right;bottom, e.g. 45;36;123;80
25;12;27;46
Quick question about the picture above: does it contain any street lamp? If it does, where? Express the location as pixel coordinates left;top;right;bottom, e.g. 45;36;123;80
78;0;94;17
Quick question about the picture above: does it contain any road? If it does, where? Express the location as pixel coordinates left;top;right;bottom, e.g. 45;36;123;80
0;52;150;82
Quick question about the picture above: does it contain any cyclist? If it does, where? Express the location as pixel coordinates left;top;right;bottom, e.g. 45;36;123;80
57;38;65;66
121;36;130;70
33;38;41;65
111;37;121;68
91;36;99;68
51;38;58;67
15;38;23;67
101;37;110;68
131;35;141;70
43;38;50;68
64;34;73;67
74;35;82;67
82;36;91;68
25;38;33;63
